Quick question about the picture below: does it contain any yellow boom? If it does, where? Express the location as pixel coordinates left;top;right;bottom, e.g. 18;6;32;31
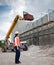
5;15;23;40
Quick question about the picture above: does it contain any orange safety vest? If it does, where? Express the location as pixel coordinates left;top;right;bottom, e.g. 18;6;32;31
14;37;21;47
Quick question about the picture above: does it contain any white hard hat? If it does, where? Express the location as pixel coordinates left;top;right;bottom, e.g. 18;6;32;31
15;31;19;34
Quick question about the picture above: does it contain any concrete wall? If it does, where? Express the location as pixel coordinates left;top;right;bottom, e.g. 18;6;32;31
11;10;54;44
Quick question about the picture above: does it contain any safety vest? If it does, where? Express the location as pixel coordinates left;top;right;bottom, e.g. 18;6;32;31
14;37;21;47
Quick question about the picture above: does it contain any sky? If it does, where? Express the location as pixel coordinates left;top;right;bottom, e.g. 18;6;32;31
0;0;54;40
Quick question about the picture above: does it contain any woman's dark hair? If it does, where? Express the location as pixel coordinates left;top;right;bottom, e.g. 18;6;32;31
15;34;18;37
13;34;18;42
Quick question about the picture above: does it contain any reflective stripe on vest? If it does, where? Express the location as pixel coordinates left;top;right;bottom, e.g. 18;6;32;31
14;37;21;46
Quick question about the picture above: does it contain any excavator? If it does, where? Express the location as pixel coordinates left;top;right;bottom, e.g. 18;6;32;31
1;12;34;52
1;15;28;52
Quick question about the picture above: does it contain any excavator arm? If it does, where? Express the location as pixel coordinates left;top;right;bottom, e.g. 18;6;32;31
5;15;23;40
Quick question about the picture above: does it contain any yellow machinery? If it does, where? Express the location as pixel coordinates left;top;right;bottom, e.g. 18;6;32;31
1;15;27;52
1;14;31;52
5;15;23;40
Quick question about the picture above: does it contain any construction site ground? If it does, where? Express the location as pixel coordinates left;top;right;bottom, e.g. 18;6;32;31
0;45;54;65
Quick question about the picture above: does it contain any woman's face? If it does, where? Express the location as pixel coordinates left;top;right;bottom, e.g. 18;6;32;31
17;34;20;37
17;34;19;36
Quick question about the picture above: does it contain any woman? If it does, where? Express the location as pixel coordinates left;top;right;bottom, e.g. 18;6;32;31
14;31;21;64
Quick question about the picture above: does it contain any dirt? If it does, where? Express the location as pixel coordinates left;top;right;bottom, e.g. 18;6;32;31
0;45;54;65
